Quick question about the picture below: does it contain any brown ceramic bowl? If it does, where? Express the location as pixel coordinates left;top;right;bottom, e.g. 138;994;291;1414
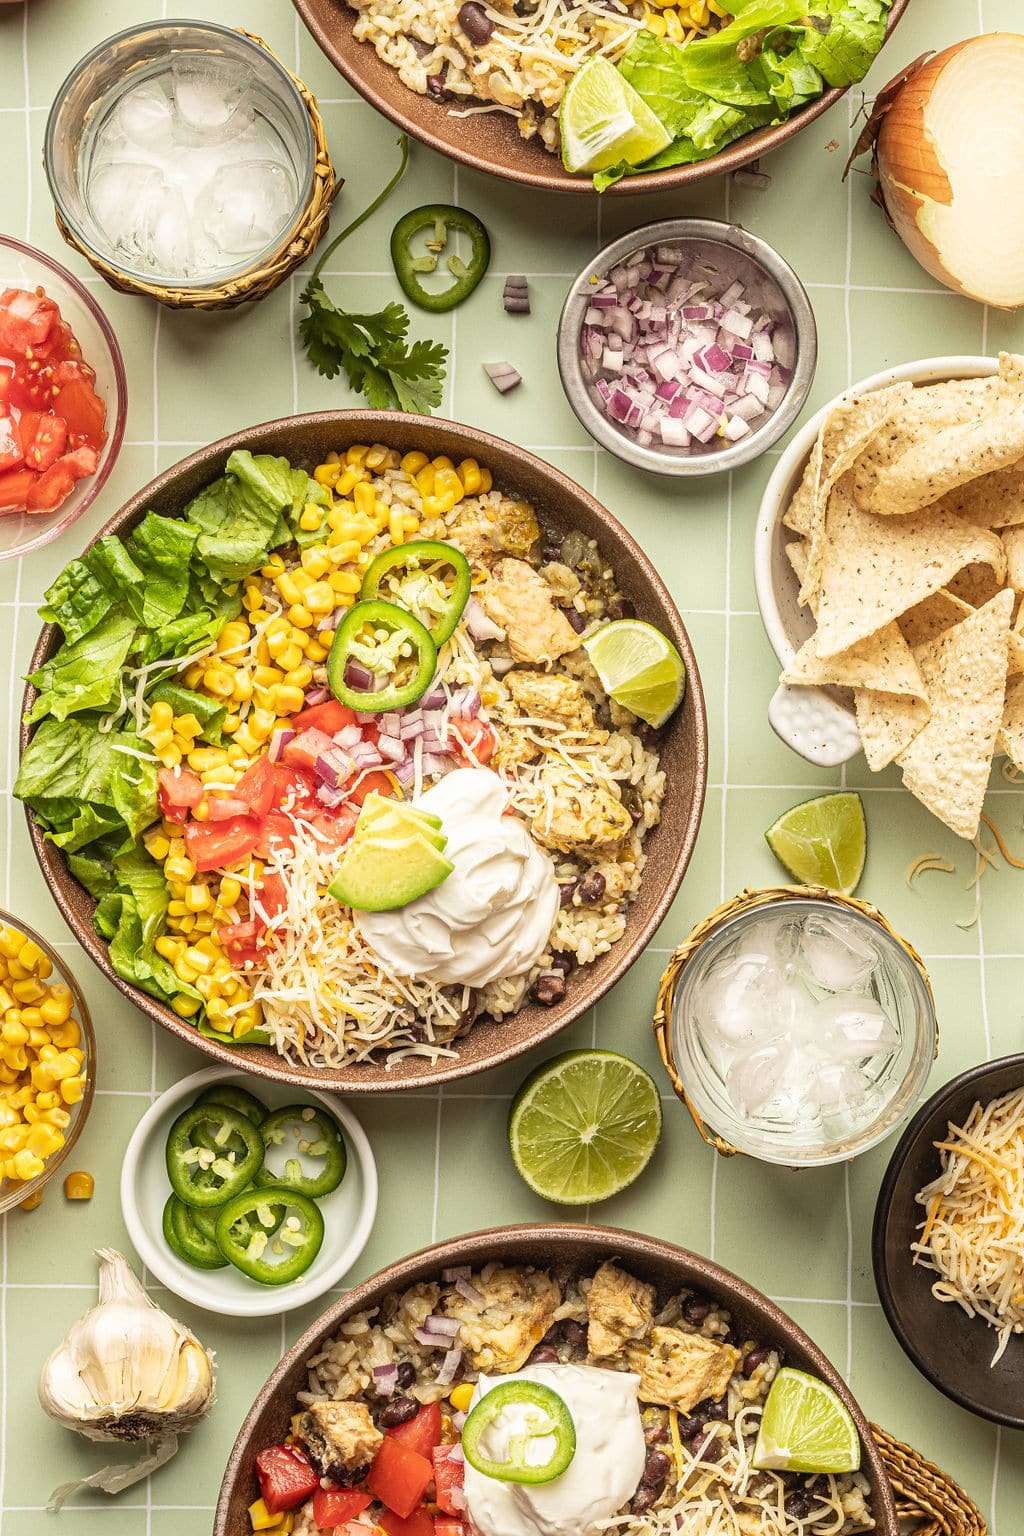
873;1053;1024;1428
293;0;910;195
214;1223;899;1535
21;412;707;1093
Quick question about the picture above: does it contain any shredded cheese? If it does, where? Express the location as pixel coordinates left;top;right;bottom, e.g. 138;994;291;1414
905;853;955;889
913;1086;1024;1365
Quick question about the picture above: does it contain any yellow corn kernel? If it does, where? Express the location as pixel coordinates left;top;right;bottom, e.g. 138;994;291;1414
60;1076;84;1106
19;1189;44;1211
40;987;74;1025
0;927;25;960
171;994;201;1018
188;747;229;773
269;684;306;716
11;1149;44;1181
420;495;446;520
300;546;331;578
149;700;175;730
158;744;182;768
329;570;361;595
304;580;335;616
327;537;361;564
275;642;302;673
143;829;172;862
219;876;244;908
287;603;314;630
402;450;429;477
185;884;211;914
389;507;406;545
457;458;482;494
346;444;370;467
249;1497;284;1531
147;727;174;753
450;1382;475;1412
299;505;324;534
26;1123;63;1160
304;639;328;664
274;573;302;606
314;463;341;488
233;1005;262;1035
203;666;236;700
353;480;376;518
1;1018;28;1047
261;552;286;579
479;467;493;492
431;455;455;474
165;855;197;884
11;978;46;1004
231;671;254;704
64;1170;94;1200
246;709;277;743
243;586;264;614
155;936;185;962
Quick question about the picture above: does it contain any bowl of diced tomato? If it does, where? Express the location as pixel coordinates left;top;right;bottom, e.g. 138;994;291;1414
0;235;126;560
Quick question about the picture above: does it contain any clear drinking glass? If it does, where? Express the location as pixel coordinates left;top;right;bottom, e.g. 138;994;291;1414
670;895;938;1166
44;20;315;291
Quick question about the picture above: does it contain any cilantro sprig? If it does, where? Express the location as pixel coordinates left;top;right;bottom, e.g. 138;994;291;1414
299;136;447;414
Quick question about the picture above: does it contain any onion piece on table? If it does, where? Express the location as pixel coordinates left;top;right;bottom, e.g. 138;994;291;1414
484;361;522;394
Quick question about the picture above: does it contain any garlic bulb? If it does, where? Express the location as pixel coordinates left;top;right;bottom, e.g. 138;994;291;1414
39;1248;216;1508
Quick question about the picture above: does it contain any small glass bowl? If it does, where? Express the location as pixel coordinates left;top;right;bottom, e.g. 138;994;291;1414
557;218;817;477
0;235;127;562
44;19;316;293
662;891;937;1166
0;910;96;1216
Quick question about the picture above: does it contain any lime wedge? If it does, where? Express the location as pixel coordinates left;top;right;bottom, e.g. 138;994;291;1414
753;1368;861;1474
764;793;866;894
508;1049;662;1204
582;619;686;727
559;58;671;175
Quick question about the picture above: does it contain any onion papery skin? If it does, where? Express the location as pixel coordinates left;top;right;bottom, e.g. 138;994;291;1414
875;34;1024;310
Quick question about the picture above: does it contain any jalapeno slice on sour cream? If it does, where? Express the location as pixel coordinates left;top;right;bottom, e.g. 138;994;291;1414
462;1380;576;1484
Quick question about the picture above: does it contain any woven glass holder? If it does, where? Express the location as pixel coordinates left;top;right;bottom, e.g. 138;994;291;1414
872;1426;986;1535
53;30;339;311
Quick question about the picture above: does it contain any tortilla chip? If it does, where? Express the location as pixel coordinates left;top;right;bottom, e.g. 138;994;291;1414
897;590;974;649
999;674;1024;769
855;689;931;770
863;357;1024;517
851;376;999;511
947;561;1005;609
1002;527;1024;594
782;622;926;696
797;384;913;608
896;590;1014;839
813;475;1006;658
934;462;1024;529
786;539;808;583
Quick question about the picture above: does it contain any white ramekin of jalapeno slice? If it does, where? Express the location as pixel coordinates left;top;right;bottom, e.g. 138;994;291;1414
121;1067;378;1317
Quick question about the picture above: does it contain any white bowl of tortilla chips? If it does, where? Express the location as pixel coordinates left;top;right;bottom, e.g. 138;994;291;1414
755;354;1024;840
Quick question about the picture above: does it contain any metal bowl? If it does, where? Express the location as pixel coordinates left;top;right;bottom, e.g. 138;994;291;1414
21;411;708;1093
292;0;911;195
557;220;817;477
214;1224;899;1535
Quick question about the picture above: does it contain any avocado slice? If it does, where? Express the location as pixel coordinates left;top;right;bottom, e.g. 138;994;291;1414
358;810;447;851
358;791;442;834
329;830;454;911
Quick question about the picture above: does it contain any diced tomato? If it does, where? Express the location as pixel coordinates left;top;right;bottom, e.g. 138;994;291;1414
257;870;289;920
0;287;58;354
26;460;74;513
307;803;359;850
36;318;79;363
379;1508;436;1536
367;1437;434;1519
282;727;337;772
205;792;251;822
272;764;318;810
434;1522;464;1536
0;366;12;411
157;767;204;824
184;815;259;873
22;413;66;472
388;1402;442;1460
290;699;357;735
0;416;22;473
253;809;298;859
347;769;396;807
9;354;59;412
0;467;36;513
233;755;277;821
311;1487;372;1530
431;1446;464;1517
56;444;100;481
53;376;106;449
254;1443;320;1516
219;919;265;968
450;718;496;766
52;356;97;387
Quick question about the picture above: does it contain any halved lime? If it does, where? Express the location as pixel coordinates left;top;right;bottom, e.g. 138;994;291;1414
764;792;866;894
753;1368;861;1474
582;619;686;727
508;1049;662;1204
559;58;671;175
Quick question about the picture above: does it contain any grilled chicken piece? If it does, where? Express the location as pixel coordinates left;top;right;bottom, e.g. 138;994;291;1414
298;1400;383;1480
532;772;632;857
448;496;540;560
627;1327;741;1413
481;559;580;664
586;1262;656;1359
443;1266;560;1372
505;670;597;732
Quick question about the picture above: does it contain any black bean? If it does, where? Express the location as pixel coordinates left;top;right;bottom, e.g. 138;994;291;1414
531;973;566;1006
637;723;663;751
784;1492;814;1520
630;1487;658;1515
694;1434;722;1465
549;951;574;976
395;1362;417;1389
643;1419;668;1445
558;880;578;909
743;1345;771;1379
409;36;432;55
325;1458;370;1485
458;991;479;1033
608;596;635;621
563;606;587;634
426;72;450;100
682;1294;713;1326
457;1;494;43
379;1395;419;1428
527;1344;560;1364
561;1319;588;1351
577;870;606;904
641;1450;671;1489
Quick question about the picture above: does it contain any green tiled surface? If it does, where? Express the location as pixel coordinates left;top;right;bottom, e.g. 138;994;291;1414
1;0;1023;1528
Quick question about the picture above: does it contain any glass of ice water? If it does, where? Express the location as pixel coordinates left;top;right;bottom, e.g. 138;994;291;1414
667;892;937;1166
45;21;315;291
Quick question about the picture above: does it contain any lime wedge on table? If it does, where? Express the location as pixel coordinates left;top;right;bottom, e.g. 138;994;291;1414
508;1049;662;1204
753;1369;861;1474
583;620;686;727
560;58;671;175
764;792;866;894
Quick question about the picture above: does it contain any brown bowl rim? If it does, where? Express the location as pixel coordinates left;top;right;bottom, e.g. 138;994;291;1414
213;1222;899;1536
20;410;708;1093
291;0;910;195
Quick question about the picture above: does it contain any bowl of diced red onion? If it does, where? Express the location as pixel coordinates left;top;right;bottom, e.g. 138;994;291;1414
557;219;816;476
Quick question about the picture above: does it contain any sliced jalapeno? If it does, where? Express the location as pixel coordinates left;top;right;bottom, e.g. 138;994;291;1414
391;205;490;312
194;1083;268;1125
214;1183;324;1285
255;1104;348;1199
462;1381;576;1484
327;599;437;713
162;1194;229;1270
360;540;472;647
191;1186;283;1243
165;1102;265;1209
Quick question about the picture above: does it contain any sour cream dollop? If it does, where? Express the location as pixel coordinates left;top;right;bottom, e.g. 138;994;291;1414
356;767;559;988
463;1363;646;1536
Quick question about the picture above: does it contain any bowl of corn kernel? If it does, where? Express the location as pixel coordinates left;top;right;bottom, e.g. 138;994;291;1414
0;913;94;1215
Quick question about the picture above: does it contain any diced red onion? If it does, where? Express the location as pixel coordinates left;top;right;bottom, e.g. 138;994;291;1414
454;687;481;719
268;728;294;763
372;1364;399;1397
464;596;505;644
304;686;329;707
436;1349;462;1387
377;733;406;762
392;760;417;787
317;783;349;807
484;362;521;395
335;723;363;750
421;752;450;776
448;1484;467;1511
452;1412;468;1433
443;1266;472;1281
454;1276;485;1307
447;1444;466;1465
424;1314;460;1337
345;659;375;691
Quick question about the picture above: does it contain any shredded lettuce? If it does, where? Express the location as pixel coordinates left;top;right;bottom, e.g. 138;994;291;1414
14;717;159;845
93;848;200;1006
26;609;138;725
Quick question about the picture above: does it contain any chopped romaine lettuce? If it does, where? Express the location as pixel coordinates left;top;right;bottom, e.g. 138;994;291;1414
26;609;138;725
